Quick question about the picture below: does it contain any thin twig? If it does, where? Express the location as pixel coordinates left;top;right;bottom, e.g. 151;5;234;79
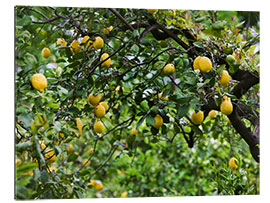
88;146;118;180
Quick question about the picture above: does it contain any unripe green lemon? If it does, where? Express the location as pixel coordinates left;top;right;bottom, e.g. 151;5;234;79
94;121;105;133
226;55;236;64
41;47;51;58
94;104;106;118
191;110;204;125
153;114;163;129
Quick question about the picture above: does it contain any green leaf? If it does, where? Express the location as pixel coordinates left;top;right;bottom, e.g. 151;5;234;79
18;112;33;128
40;170;49;184
212;21;225;30
136;114;147;130
54;121;61;131
151;106;159;114
47;102;60;109
16;163;38;177
146;116;156;125
177;104;189;119
190;125;203;136
24;53;37;65
67;153;79;162
193;42;204;48
151;126;159;135
16;141;32;152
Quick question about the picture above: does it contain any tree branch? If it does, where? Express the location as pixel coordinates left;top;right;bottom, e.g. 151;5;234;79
108;8;134;31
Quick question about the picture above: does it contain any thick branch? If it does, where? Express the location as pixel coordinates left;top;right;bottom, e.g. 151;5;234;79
231;69;259;98
228;103;259;162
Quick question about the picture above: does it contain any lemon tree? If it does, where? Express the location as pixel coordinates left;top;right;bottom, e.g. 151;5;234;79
15;6;260;199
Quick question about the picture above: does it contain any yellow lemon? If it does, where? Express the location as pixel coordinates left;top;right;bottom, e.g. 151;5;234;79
75;118;83;137
55;133;65;145
70;40;81;53
163;63;175;75
88;94;102;106
153;114;163;129
199;56;212;73
88;179;96;186
81;35;92;49
94;105;106;118
218;70;230;87
228;157;238;170
191;110;204;125
147;9;158;14
103;26;113;34
88;148;94;154
24;171;34;176
82;158;90;166
93;36;104;49
47;166;57;174
100;101;109;111
115;86;125;94
101;53;112;68
94;181;103;190
44;150;57;163
193;56;201;70
208;110;218;119
31;73;48;92
41;47;51;58
67;144;74;153
56;38;67;47
220;96;233;115
121;191;128;198
39;140;46;151
158;93;168;101
94;121;105;133
130;129;138;135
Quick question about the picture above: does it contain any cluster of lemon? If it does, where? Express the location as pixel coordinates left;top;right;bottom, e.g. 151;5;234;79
88;93;109;134
144;63;176;130
191;56;234;126
29;33;114;169
38;140;57;164
32;34;113;92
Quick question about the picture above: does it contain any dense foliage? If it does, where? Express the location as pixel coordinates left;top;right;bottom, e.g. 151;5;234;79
15;6;260;199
